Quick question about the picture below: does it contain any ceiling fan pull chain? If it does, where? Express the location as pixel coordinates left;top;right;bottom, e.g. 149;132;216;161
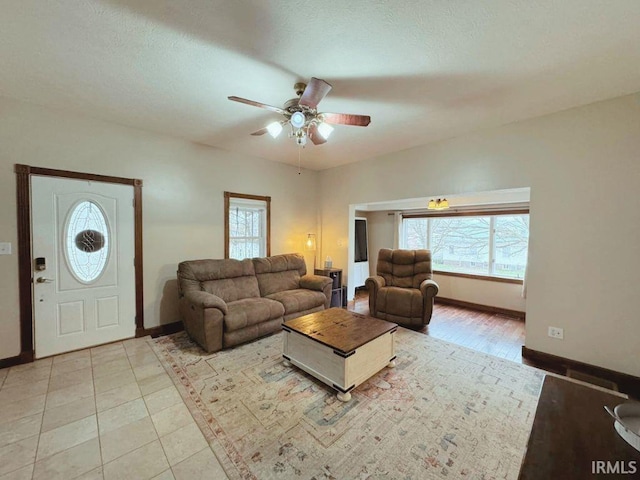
298;145;301;175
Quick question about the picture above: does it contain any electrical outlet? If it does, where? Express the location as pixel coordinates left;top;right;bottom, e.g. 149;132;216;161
548;326;564;340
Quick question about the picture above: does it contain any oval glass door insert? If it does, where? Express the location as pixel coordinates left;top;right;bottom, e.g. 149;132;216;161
64;200;110;283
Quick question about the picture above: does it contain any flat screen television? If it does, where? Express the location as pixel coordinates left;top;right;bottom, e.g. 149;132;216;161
354;219;368;263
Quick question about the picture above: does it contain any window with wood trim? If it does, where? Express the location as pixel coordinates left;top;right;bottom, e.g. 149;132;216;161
401;210;529;280
224;192;271;259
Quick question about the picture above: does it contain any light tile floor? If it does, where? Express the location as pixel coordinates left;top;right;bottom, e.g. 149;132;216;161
0;337;229;480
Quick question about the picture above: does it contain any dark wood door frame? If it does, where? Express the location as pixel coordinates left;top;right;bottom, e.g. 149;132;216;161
11;164;144;366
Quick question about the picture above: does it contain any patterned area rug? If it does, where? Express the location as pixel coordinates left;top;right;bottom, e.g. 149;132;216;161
150;324;544;480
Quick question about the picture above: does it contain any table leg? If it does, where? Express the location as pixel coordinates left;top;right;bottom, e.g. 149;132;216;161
337;391;351;402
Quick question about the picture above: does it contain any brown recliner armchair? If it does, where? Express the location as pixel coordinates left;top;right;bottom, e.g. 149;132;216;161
366;248;439;329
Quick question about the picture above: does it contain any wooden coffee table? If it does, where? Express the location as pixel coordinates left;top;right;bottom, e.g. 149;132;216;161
282;308;397;402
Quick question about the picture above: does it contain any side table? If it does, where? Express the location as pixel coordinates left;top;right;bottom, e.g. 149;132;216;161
314;268;343;308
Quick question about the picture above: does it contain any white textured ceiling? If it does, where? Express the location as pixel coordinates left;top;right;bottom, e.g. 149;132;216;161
2;1;640;170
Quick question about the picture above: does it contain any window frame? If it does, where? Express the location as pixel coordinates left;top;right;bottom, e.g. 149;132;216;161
402;208;529;284
224;191;271;259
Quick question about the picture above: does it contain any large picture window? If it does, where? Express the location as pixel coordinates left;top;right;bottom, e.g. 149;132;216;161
402;210;529;280
224;192;271;260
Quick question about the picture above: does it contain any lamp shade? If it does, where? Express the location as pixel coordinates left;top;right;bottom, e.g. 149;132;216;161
317;122;334;139
266;121;283;138
428;198;450;210
305;233;316;251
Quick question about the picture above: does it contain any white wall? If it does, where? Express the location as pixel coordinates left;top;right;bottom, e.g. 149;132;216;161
365;211;394;278
432;275;525;312
0;97;318;360
319;92;640;377
363;210;526;311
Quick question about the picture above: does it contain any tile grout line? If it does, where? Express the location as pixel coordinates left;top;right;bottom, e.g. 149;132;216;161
136;337;175;477
29;358;53;480
36;349;103;480
147;335;230;479
90;345;105;480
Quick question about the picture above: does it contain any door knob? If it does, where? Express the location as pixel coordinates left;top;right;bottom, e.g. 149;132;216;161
36;277;54;283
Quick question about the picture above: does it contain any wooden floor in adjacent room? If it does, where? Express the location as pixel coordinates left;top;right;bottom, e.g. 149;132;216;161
348;289;526;364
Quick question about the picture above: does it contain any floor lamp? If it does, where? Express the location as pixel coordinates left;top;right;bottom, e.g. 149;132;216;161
305;233;317;271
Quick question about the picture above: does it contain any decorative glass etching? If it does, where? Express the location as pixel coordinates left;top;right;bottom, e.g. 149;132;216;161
65;201;110;282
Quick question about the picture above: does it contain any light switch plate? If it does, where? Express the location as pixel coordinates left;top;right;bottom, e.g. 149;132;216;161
0;243;12;255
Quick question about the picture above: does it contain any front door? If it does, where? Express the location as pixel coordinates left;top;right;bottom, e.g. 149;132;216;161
31;176;136;358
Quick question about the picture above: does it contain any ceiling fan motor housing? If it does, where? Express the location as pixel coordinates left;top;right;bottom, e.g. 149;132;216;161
294;82;307;96
284;98;301;113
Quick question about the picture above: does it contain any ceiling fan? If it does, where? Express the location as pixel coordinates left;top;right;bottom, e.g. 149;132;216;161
228;77;371;147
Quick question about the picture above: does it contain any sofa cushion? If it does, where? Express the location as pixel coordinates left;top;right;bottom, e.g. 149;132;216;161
224;297;284;332
178;258;260;302
253;253;306;296
376;286;423;318
202;277;261;303
266;289;327;315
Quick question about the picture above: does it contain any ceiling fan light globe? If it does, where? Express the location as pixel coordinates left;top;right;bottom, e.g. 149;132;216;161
317;122;334;140
290;111;305;129
266;121;283;138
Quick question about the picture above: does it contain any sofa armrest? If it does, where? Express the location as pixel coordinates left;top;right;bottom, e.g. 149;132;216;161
299;274;333;291
179;292;225;353
419;279;439;299
300;274;333;308
183;290;228;314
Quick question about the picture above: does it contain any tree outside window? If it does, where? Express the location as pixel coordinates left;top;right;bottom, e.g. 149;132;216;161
402;212;529;279
224;192;271;259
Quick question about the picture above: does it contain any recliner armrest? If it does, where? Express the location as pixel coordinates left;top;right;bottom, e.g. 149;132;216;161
365;275;386;291
420;279;439;299
183;290;228;314
365;275;385;317
299;274;333;291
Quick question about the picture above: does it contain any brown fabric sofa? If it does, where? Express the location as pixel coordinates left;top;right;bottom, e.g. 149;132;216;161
177;253;332;353
366;248;439;329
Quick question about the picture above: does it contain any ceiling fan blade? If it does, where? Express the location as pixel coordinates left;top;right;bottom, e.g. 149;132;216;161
321;113;371;127
250;127;268;136
299;78;332;109
228;96;286;115
308;124;327;145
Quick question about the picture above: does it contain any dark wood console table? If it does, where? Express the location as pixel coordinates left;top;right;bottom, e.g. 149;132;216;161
314;268;343;308
519;375;640;479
